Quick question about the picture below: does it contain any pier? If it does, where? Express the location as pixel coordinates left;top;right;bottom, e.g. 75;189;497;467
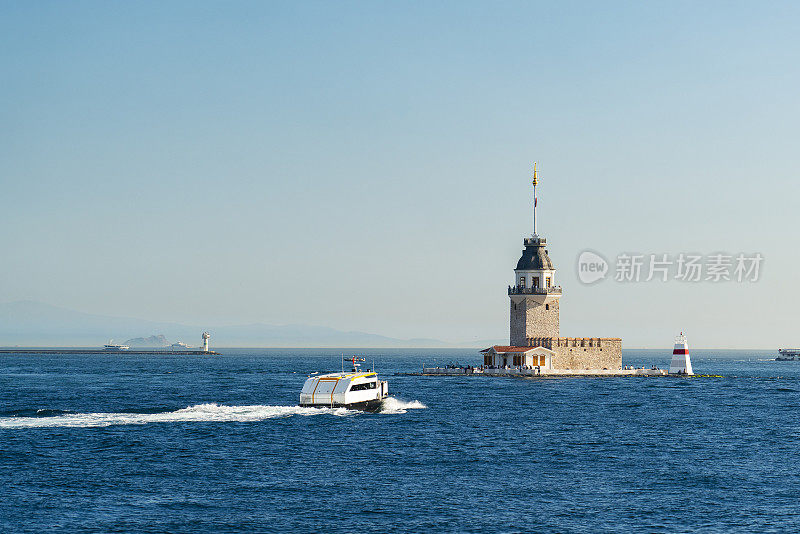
420;366;669;377
0;349;220;355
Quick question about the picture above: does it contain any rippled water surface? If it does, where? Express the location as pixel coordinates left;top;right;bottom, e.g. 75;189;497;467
1;349;798;533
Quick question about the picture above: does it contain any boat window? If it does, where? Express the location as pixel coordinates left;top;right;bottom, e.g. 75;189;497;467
349;381;377;392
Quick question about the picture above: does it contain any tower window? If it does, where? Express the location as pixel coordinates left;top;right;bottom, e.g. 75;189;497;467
546;277;551;287
546;304;549;310
533;277;540;288
520;277;526;288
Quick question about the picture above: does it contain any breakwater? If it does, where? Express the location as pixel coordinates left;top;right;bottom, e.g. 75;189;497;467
420;366;669;377
0;349;219;355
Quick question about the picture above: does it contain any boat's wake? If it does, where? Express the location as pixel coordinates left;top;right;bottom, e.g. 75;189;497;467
0;403;356;429
0;399;429;428
379;397;427;414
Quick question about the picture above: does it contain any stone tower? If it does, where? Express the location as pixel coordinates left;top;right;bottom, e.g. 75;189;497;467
509;162;561;346
481;163;622;371
509;235;561;345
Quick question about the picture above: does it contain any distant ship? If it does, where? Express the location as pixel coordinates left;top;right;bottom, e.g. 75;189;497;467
170;341;191;350
776;348;800;361
103;341;130;351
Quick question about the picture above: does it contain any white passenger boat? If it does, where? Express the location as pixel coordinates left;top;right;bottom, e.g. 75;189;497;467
777;348;800;361
103;341;130;351
299;357;389;411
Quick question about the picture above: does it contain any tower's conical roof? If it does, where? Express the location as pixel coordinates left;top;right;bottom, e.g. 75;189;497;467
515;237;554;270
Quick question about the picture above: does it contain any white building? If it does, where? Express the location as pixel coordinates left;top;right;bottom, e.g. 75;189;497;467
481;345;555;370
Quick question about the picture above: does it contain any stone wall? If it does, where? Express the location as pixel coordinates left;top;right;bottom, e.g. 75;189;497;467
510;295;559;346
547;337;622;370
523;336;622;370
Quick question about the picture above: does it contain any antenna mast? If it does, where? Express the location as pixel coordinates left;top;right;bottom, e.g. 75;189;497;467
532;162;539;236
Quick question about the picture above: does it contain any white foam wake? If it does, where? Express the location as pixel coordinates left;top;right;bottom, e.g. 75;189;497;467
0;403;354;429
380;398;427;414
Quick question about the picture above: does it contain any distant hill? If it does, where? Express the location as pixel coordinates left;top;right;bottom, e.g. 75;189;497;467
0;301;194;346
0;300;491;348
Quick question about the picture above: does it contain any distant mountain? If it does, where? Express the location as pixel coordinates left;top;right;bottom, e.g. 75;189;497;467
0;301;195;346
0;300;481;348
125;334;169;347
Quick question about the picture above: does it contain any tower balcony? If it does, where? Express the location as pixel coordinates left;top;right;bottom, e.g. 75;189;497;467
508;285;562;296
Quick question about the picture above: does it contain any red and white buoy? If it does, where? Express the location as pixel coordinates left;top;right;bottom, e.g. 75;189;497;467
669;332;694;375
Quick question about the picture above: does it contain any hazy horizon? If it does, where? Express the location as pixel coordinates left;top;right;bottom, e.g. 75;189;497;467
3;2;799;349
0;299;789;351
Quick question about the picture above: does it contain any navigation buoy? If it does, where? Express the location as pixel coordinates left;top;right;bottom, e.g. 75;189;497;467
669;332;694;375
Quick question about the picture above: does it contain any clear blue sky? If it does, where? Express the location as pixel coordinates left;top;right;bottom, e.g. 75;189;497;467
2;1;798;347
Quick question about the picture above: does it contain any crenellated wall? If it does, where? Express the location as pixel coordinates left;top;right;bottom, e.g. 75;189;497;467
525;337;622;370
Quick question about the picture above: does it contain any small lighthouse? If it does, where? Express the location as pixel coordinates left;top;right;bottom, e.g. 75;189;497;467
202;331;210;352
669;332;694;375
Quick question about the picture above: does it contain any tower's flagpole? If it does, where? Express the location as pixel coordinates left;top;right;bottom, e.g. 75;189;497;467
532;162;539;236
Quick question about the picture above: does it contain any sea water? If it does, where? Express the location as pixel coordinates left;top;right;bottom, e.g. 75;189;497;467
1;349;799;533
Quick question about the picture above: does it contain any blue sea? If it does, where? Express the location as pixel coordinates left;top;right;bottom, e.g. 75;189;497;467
1;349;798;533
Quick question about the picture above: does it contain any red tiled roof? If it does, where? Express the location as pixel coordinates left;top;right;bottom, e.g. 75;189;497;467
480;345;532;353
